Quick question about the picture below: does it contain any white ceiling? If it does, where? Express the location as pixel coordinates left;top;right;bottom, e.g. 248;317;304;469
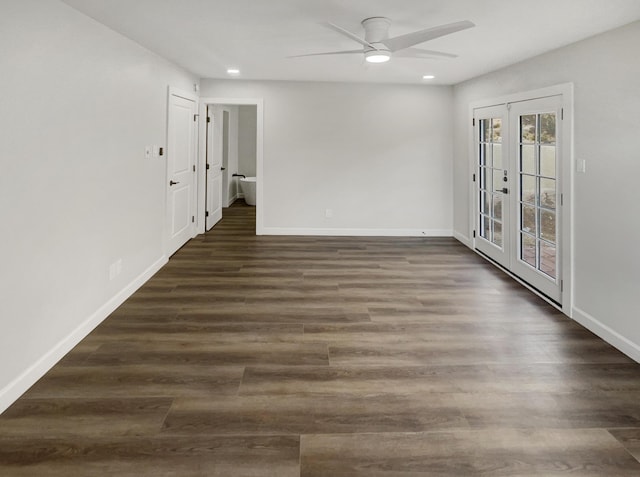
62;0;640;85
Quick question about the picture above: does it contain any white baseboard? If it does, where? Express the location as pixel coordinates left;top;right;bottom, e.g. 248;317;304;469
0;255;168;414
261;227;453;237
572;306;640;364
225;195;237;208
453;231;472;248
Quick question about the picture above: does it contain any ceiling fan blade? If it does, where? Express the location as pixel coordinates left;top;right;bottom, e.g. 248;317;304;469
325;22;379;50
382;20;475;52
288;49;364;58
394;47;458;59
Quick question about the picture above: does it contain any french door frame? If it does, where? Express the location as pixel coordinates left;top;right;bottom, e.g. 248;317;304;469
467;83;574;316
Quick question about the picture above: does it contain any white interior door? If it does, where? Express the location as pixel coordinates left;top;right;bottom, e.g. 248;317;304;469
205;105;223;230
166;92;197;256
474;105;510;269
473;95;564;304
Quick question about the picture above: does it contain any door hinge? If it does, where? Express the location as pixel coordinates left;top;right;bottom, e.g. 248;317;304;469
561;108;564;120
207;116;211;123
193;114;199;122
206;163;210;170
205;211;209;217
472;173;476;182
473;230;476;238
192;216;195;223
560;279;564;292
193;165;196;172
560;193;564;206
472;118;475;126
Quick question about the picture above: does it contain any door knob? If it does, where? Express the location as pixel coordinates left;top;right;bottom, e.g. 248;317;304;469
221;167;226;171
169;180;180;186
495;187;508;194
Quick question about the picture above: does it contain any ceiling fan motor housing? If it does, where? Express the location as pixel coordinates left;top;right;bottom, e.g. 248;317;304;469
362;17;392;52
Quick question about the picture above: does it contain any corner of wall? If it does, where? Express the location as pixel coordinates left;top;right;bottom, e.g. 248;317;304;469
453;231;472;249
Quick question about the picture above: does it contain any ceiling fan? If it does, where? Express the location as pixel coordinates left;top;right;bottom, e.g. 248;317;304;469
290;17;475;63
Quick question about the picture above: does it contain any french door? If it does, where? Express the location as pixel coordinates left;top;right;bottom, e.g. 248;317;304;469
474;95;563;303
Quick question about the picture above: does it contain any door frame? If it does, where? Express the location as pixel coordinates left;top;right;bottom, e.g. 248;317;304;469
197;97;264;235
467;83;574;316
164;86;199;257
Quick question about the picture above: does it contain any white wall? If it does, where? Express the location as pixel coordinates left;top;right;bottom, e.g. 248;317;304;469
200;80;453;235
452;21;640;360
238;105;257;178
0;0;197;412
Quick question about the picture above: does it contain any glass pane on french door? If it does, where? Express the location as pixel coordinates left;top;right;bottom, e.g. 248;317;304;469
474;105;509;269
518;113;557;278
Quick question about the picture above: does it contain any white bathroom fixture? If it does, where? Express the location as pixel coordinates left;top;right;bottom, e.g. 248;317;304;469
239;177;256;206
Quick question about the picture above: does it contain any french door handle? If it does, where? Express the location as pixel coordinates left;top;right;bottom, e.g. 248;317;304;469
169;180;180;186
495;187;508;194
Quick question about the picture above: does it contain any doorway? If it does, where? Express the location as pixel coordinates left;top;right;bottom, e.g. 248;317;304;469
471;85;573;309
197;99;263;235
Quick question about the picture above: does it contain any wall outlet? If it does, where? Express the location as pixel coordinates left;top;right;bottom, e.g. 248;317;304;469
576;159;586;173
109;259;122;281
325;208;333;218
144;146;152;159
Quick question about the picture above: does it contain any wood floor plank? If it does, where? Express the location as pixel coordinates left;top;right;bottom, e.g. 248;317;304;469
239;363;640;396
453;391;640;429
86;322;305;344
300;429;640;476
0;398;172;437
85;341;330;367
162;394;468;435
175;308;372;324
327;340;553;366
0;435;300;477
23;365;244;399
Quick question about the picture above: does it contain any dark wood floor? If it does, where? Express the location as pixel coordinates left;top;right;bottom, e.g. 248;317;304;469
2;201;640;476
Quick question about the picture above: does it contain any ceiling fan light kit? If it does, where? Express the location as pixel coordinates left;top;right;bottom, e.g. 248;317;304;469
290;16;475;65
365;50;391;63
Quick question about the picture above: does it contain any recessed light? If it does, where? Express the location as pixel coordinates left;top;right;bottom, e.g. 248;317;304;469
227;68;240;75
422;75;435;80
